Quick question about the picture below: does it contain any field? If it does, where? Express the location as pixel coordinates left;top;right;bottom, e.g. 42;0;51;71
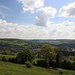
0;54;16;58
0;61;75;75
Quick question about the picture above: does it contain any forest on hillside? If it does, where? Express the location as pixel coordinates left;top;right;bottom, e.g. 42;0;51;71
0;39;75;71
0;39;75;56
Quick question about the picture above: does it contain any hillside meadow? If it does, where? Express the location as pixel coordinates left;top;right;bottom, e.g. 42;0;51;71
0;61;75;75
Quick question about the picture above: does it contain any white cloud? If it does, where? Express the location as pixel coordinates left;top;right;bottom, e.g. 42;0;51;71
0;19;75;39
36;6;57;26
56;21;74;26
58;2;75;17
0;19;50;39
50;21;75;39
18;0;44;13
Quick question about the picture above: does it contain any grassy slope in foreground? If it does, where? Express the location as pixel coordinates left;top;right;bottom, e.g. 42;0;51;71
0;61;75;75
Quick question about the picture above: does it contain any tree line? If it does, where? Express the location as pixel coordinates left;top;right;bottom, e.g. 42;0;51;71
0;44;75;70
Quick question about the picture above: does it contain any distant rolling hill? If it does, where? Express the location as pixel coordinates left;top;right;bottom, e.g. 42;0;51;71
31;39;75;48
0;39;42;51
0;39;75;53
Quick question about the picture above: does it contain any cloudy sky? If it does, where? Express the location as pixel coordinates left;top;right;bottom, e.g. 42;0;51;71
0;0;75;39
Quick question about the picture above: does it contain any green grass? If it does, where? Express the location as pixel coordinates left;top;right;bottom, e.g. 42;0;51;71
0;61;53;75
0;39;28;46
0;61;75;75
0;54;16;58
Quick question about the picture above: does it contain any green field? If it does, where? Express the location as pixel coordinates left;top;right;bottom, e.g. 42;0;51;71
0;61;75;75
0;54;16;58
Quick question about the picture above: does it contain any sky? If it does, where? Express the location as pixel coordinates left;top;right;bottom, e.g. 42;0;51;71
0;0;75;39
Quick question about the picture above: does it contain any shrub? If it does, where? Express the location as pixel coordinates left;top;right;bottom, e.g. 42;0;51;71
25;61;32;68
59;71;63;74
36;60;47;67
1;56;8;62
61;60;74;70
8;57;17;63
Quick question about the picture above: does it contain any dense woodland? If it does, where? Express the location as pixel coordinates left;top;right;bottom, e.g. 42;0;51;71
0;39;75;71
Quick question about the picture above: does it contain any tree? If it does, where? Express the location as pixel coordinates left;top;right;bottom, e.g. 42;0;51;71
39;44;59;67
16;49;34;64
56;51;63;67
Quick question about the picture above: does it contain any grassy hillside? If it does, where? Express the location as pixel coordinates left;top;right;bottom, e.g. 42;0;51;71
0;61;75;75
0;54;16;59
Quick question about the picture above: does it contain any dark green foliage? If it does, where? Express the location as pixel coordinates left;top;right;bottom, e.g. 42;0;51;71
1;56;7;61
39;44;59;67
59;71;63;74
56;51;63;68
49;60;56;67
16;49;34;64
61;60;74;70
56;51;63;63
36;60;47;67
37;44;75;70
2;50;13;55
25;61;32;68
0;56;17;63
8;57;17;63
68;56;75;61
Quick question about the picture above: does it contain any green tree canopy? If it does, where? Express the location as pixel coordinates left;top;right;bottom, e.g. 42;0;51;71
39;44;59;67
16;49;34;64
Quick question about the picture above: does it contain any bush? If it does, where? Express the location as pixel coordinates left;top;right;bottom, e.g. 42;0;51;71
8;57;17;63
61;60;74;70
1;56;8;62
59;71;63;74
49;60;56;67
36;60;47;67
25;61;32;68
0;56;17;63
